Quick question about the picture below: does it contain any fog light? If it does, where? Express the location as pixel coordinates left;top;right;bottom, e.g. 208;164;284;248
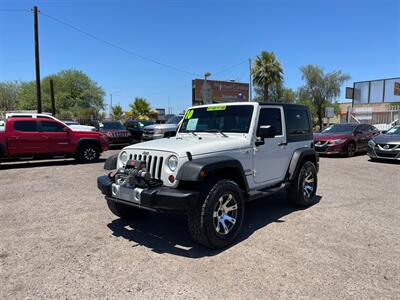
168;175;175;183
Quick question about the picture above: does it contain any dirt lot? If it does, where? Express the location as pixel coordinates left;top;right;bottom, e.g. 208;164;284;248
0;151;399;299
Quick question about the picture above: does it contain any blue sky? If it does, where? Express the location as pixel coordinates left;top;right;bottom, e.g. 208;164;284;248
1;0;399;114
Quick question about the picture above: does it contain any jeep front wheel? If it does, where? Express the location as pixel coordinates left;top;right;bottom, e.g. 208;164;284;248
77;144;100;163
287;160;317;207
188;179;245;249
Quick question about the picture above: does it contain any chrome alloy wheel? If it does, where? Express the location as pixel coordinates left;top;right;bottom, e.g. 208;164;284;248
213;193;238;235
303;171;315;198
84;148;96;161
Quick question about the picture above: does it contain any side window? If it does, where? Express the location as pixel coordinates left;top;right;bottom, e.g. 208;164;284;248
358;124;368;133
13;121;38;132
258;108;283;135
41;121;65;132
286;110;311;135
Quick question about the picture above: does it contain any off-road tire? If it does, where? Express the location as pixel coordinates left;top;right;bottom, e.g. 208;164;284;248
347;142;356;157
188;179;245;249
287;160;318;207
106;199;148;220
77;143;100;163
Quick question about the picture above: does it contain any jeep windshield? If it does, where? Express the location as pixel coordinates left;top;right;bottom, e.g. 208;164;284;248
179;105;253;134
99;122;125;131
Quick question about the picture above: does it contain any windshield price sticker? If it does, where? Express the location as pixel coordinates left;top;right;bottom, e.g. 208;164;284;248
185;109;194;119
186;118;198;131
207;105;226;111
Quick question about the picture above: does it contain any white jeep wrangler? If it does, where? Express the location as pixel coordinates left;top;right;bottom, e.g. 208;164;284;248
98;102;319;248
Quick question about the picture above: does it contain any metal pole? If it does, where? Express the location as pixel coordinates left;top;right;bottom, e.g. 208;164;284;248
249;58;252;101
33;6;42;113
50;79;56;116
110;93;113;117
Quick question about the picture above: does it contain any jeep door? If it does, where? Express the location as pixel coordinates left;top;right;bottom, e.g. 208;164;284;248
253;106;290;184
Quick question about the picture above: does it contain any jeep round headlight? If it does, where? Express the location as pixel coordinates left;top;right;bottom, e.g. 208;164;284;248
167;155;178;171
120;151;129;165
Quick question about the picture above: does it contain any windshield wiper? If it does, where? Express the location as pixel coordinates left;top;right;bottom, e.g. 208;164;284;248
204;129;228;137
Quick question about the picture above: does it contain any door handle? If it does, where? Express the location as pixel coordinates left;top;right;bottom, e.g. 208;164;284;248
10;136;21;140
278;142;288;146
41;135;49;139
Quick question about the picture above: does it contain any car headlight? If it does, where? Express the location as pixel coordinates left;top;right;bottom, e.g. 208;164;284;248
329;139;345;145
368;139;376;147
167;155;178;171
154;129;164;135
120;151;129;165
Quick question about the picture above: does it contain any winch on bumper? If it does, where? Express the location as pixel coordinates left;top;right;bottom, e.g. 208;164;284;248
97;160;199;212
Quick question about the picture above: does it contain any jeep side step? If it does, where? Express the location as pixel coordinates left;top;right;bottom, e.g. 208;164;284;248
247;182;290;202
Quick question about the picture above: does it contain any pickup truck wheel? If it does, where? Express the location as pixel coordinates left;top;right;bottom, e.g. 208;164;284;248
106;199;148;220
287;161;317;207
77;144;100;163
188;179;245;249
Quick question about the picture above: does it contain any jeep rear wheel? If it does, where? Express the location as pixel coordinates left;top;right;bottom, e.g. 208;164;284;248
77;144;100;163
287;161;317;207
107;199;148;220
188;179;245;249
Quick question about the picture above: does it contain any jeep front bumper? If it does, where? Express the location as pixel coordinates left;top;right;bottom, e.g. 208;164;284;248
97;175;199;212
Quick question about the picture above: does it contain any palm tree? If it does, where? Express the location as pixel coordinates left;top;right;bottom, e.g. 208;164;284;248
252;51;284;102
112;104;123;120
129;97;151;118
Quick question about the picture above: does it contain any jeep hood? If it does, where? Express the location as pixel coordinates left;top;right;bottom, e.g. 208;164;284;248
124;136;249;157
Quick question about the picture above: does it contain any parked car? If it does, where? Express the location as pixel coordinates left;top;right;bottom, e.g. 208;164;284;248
5;113;97;132
142;115;183;140
124;120;144;141
368;125;400;161
62;120;97;132
99;121;132;147
98;102;319;248
313;123;379;157
0;117;108;163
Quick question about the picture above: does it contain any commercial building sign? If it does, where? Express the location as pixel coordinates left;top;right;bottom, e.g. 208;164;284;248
192;79;249;105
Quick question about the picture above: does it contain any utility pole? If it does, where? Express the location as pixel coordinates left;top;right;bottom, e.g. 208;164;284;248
50;79;56;116
33;6;42;113
110;93;113;117
249;58;252;101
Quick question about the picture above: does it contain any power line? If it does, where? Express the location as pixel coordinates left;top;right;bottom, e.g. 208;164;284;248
0;9;29;12
38;11;201;77
213;59;249;76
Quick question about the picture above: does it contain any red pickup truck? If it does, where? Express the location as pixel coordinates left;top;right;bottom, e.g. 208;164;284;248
0;117;109;163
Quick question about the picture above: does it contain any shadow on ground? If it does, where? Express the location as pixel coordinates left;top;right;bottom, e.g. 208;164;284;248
0;157;106;170
107;192;321;258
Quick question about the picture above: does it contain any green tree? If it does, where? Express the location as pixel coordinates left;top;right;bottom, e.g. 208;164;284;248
15;69;105;119
299;65;350;130
0;81;21;113
112;104;124;120
129;97;151;118
252;51;284;102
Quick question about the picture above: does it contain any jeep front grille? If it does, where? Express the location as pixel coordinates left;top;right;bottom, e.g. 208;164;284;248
129;153;165;179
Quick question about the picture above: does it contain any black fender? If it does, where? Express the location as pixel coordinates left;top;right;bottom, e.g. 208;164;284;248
76;138;101;152
176;156;249;192
286;147;319;181
104;153;118;170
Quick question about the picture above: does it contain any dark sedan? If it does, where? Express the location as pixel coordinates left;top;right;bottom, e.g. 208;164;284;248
313;123;379;157
99;121;132;147
368;125;400;161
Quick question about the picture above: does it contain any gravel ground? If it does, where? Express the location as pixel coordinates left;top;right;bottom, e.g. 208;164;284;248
0;151;399;299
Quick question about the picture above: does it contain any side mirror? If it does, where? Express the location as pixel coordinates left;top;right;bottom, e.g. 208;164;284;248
355;130;363;135
257;125;277;139
381;130;387;134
